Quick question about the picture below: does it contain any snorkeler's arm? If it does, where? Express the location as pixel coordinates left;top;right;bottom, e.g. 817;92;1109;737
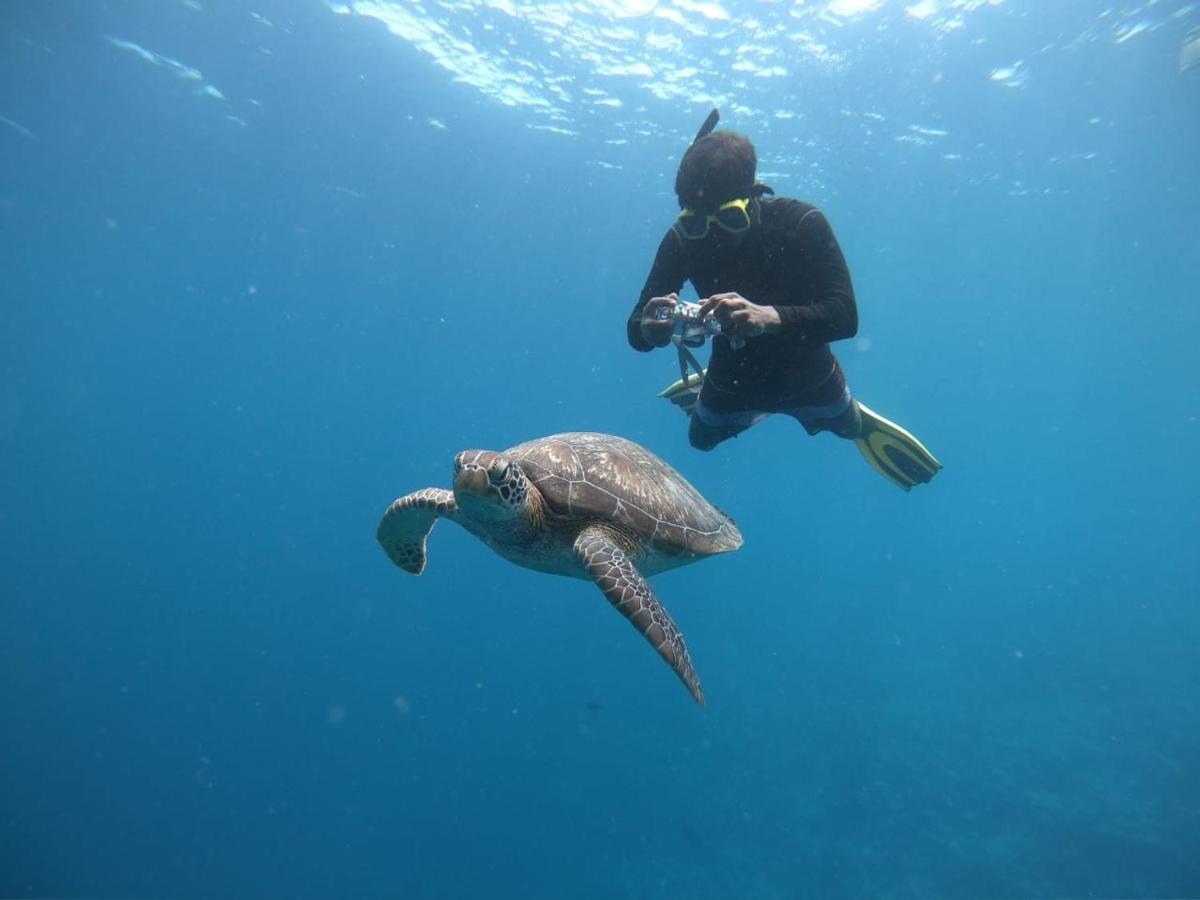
772;208;858;343
628;229;687;352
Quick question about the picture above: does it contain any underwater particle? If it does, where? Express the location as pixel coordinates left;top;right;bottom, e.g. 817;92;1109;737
855;336;873;353
828;0;883;16
327;705;346;725
393;694;411;714
1114;21;1149;44
193;756;215;789
0;387;24;440
1013;648;1024;659
989;60;1028;88
1182;31;1200;73
905;0;938;20
0;116;34;139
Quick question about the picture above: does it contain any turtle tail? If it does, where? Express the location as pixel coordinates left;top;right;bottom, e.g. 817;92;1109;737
377;488;457;575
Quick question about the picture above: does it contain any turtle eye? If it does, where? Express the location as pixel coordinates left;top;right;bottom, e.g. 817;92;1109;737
488;460;511;485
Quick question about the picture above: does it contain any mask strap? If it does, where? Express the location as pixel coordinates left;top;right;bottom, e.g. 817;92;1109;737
671;334;707;387
669;326;745;395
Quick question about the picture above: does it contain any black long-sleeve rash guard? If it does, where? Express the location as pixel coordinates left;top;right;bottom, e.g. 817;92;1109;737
628;197;859;412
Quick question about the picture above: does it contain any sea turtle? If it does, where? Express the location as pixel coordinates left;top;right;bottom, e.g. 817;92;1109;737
376;431;743;704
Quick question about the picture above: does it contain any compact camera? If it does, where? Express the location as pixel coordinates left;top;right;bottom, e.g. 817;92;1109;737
654;300;723;347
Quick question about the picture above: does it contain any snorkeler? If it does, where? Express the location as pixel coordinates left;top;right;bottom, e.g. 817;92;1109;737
627;110;942;491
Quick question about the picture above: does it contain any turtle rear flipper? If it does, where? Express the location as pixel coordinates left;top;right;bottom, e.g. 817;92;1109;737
573;525;704;705
377;488;457;575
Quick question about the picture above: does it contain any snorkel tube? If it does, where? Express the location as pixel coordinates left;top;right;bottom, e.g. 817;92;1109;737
686;108;775;200
693;108;720;144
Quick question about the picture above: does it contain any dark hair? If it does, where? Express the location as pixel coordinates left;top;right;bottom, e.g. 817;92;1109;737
674;130;757;211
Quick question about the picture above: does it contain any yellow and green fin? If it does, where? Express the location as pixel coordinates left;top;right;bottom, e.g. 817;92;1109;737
854;403;942;491
658;370;705;416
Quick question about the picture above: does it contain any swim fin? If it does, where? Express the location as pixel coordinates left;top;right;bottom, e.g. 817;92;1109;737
658;369;705;416
854;403;942;491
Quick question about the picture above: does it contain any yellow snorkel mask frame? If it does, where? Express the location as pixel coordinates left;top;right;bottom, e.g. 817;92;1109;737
674;197;753;240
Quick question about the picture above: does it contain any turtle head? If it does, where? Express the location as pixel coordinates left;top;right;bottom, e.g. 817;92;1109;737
452;450;530;520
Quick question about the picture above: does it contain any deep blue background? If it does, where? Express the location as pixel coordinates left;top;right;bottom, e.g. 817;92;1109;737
2;1;1198;897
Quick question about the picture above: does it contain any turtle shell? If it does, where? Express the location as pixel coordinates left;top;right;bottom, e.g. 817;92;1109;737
506;432;742;558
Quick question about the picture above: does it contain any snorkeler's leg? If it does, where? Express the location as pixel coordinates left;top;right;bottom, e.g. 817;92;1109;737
802;400;862;439
688;415;749;451
688;394;764;451
792;367;860;438
793;368;940;490
803;398;942;490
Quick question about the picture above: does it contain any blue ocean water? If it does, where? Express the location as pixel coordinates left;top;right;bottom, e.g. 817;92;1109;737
2;1;1198;896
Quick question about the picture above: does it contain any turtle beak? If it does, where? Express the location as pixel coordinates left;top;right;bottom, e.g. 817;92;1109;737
453;464;489;498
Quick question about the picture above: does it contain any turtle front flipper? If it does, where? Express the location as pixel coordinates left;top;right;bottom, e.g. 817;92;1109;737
573;525;704;705
377;488;457;575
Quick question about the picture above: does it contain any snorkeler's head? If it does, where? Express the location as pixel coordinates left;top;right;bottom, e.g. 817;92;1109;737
674;130;758;212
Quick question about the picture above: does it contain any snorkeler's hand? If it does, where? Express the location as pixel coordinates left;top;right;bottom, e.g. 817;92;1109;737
640;294;678;348
699;292;781;340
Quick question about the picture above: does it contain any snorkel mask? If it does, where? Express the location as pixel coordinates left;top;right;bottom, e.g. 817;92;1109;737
675;197;753;240
672;109;774;241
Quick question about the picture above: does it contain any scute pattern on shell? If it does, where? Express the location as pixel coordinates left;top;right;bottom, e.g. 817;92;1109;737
505;432;742;557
